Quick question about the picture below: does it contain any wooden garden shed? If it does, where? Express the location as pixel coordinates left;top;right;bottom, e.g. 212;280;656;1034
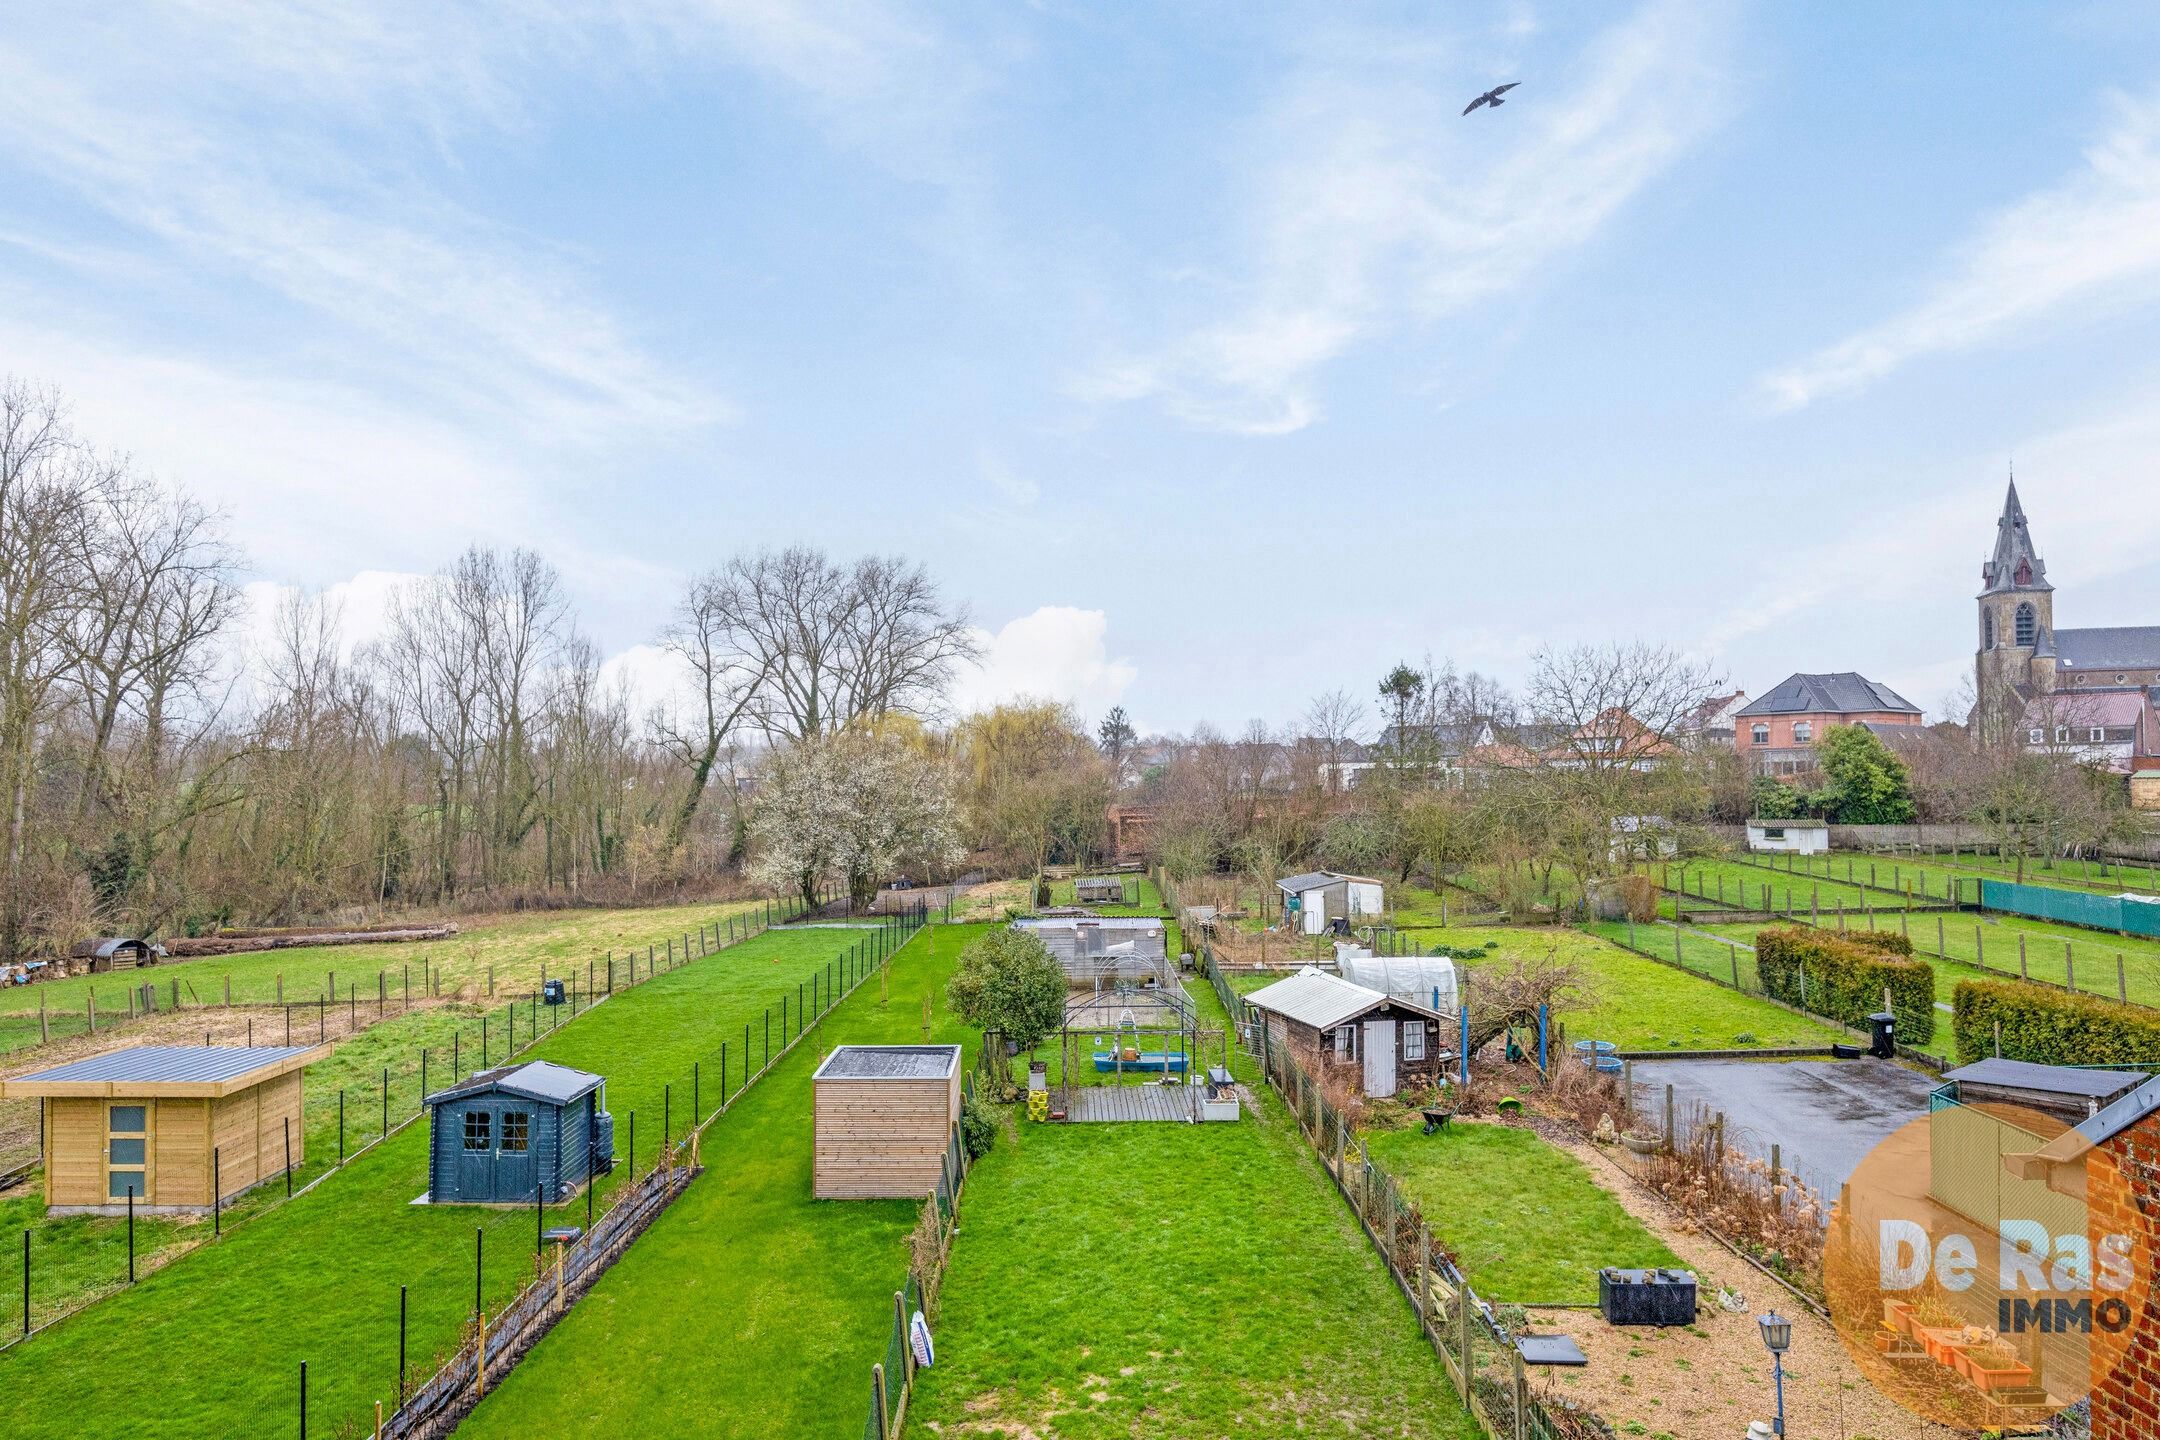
812;1045;963;1199
422;1060;614;1205
0;1044;326;1215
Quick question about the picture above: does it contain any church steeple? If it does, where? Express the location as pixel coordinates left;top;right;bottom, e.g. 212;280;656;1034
1981;473;2050;595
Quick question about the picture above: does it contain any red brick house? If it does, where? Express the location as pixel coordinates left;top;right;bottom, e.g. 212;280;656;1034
1734;672;1923;776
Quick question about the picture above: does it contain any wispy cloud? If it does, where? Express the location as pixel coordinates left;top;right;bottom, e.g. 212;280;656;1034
1759;91;2160;411
1077;0;1734;435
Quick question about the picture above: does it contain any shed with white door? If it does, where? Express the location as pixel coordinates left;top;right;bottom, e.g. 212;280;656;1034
1275;871;1386;935
1242;967;1445;1098
1745;817;1829;854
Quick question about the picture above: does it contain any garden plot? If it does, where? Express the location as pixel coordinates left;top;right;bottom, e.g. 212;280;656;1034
1364;1120;1679;1305
0;897;772;1058
907;1086;1476;1438
453;921;964;1440
0;926;863;1440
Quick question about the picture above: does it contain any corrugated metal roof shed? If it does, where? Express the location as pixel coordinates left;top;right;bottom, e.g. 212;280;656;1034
1;1044;327;1098
1244;967;1437;1031
814;1044;961;1081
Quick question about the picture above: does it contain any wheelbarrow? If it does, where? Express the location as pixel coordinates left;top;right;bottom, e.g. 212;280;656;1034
1421;1108;1455;1136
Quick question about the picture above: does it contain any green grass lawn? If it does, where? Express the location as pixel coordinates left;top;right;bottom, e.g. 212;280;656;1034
1043;874;1168;914
0;922;885;1439
908;1084;1476;1437
453;920;969;1440
1222;924;1846;1055
1364;1122;1680;1305
1831;846;2160;899
0;896;776;1045
1661;856;1930;915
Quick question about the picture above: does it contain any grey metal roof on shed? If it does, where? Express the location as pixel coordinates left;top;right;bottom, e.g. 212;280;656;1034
1243;967;1438;1031
813;1044;961;1081
1275;870;1381;894
1735;672;1921;718
424;1059;603;1108
2055;626;2160;671
1943;1058;2142;1100
13;1045;316;1086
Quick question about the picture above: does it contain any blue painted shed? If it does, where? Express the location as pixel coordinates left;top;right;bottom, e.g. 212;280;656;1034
422;1060;614;1205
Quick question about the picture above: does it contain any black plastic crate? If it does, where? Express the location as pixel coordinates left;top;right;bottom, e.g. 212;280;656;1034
1598;1267;1698;1326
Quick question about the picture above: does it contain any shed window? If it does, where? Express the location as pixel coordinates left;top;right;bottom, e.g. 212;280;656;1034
1404;1024;1426;1061
108;1172;144;1200
463;1111;492;1151
108;1138;145;1167
1763;827;1785;841
109;1105;145;1133
1334;1025;1356;1058
501;1112;530;1153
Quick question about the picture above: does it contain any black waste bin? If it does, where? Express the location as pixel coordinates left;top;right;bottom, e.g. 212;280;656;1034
1867;1009;1896;1058
543;978;566;1006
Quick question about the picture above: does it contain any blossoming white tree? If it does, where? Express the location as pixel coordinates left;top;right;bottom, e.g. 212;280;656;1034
748;726;964;914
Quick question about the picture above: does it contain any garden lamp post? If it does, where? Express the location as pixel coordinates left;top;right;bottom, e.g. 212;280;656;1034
1757;1312;1792;1436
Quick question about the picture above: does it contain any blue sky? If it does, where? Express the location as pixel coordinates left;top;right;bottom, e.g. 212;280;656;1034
8;2;2160;735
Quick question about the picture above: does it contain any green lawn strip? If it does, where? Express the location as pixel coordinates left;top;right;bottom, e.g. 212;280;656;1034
0;897;772;1026
1870;847;2160;898
909;1097;1477;1436
453;921;972;1440
0;910;821;1328
1365;1122;1680;1305
0;926;867;1438
1663;857;1928;915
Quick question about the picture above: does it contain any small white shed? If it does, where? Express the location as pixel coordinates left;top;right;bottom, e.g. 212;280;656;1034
1746;818;1829;854
1276;871;1385;935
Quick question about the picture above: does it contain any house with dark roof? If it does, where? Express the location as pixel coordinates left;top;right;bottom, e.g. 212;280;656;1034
1734;672;1924;775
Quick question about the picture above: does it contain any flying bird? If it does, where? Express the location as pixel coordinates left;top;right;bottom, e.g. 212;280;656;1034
1463;82;1520;116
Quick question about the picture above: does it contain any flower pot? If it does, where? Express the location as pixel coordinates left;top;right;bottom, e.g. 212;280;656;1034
1967;1360;2034;1393
1622;1134;1662;1156
1882;1300;1914;1334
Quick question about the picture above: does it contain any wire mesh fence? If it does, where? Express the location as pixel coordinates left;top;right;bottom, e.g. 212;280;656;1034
358;902;932;1439
861;1099;972;1440
0;892;866;1350
1246;995;1614;1440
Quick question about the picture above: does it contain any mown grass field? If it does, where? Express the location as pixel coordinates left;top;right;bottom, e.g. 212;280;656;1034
0;923;877;1439
0;897;775;1056
453;920;965;1440
1365;1121;1680;1305
1225;924;1846;1054
908;1064;1477;1437
1830;846;2160;899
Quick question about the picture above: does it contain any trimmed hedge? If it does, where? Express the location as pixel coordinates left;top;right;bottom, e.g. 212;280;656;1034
1754;926;1935;1044
1952;978;2160;1067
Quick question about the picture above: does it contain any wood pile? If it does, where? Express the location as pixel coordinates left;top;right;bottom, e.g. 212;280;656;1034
163;922;458;957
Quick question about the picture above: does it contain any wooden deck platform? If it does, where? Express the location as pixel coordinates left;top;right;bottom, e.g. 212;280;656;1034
1065;1084;1196;1123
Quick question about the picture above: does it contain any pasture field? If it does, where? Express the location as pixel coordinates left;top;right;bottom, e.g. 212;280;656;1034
0;896;774;1057
453;920;964;1440
907;1070;1476;1437
1660;856;1930;915
1364;1121;1680;1305
0;923;878;1440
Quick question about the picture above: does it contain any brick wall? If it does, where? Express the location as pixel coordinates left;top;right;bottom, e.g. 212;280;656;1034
2092;1124;2160;1438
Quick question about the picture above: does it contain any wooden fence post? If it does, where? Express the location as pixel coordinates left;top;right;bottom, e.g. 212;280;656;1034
872;1364;890;1440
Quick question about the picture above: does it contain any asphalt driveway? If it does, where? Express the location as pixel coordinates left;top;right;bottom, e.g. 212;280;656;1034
1627;1055;1937;1200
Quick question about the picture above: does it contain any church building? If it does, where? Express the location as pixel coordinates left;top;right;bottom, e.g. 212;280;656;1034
1974;479;2160;807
